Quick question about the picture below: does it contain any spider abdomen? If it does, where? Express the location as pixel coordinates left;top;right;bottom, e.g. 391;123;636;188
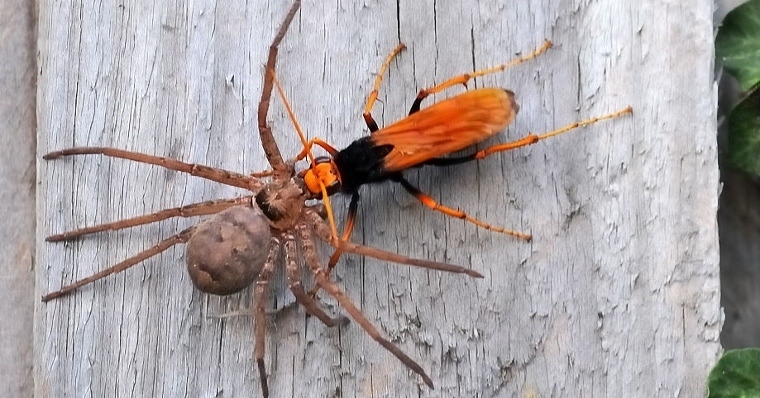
186;206;271;295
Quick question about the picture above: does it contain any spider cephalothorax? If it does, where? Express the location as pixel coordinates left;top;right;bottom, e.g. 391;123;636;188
255;176;312;230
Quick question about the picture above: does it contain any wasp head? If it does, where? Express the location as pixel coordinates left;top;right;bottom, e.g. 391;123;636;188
300;156;342;198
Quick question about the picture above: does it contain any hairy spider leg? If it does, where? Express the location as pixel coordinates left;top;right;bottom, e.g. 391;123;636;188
304;209;482;277
42;226;197;301
43;149;268;300
296;223;434;388
253;238;281;398
282;233;345;326
46;197;254;242
253;232;345;398
256;0;302;177
44;147;263;191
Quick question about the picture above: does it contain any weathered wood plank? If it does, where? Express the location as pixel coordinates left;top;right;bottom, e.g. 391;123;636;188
0;0;36;395
37;0;721;397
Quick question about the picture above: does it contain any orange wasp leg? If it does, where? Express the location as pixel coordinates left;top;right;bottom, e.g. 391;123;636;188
422;106;634;167
360;40;551;132
363;43;407;132
326;194;358;265
406;107;633;239
409;40;553;114
395;177;533;241
308;193;359;296
474;106;634;159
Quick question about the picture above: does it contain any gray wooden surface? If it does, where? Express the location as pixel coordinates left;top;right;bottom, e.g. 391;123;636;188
0;0;35;395
36;0;722;397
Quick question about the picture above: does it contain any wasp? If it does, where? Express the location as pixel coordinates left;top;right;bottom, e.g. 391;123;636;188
278;41;632;275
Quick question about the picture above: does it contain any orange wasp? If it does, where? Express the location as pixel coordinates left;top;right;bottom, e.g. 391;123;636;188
274;40;632;273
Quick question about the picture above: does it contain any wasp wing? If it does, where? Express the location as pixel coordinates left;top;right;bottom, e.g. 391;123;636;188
371;88;518;172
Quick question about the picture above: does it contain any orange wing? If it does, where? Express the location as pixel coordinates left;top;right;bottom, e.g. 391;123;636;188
371;88;518;172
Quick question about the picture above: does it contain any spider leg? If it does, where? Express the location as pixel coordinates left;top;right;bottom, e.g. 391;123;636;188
44;147;262;191
306;203;327;219
47;197;253;242
296;223;434;388
42;226;197;301
283;231;345;326
304;210;483;278
254;237;282;398
250;170;275;178
257;0;301;176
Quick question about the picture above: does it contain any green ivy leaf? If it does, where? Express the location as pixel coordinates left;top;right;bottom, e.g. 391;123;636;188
726;87;760;177
716;0;760;91
708;348;760;398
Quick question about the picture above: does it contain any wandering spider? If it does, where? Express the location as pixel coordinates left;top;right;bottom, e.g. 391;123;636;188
42;1;482;395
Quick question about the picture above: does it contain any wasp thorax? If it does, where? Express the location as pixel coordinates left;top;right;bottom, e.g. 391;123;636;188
186;206;271;295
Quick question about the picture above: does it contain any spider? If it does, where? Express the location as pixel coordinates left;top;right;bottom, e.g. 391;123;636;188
42;1;482;396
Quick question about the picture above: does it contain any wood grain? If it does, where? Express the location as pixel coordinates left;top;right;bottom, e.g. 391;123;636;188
37;0;721;396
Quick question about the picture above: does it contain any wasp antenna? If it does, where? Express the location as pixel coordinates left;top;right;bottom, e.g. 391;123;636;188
270;71;317;166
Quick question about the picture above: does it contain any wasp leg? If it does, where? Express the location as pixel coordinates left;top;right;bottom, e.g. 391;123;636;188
363;43;407;132
409;40;552;114
308;192;359;297
394;176;532;241
422;106;633;167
